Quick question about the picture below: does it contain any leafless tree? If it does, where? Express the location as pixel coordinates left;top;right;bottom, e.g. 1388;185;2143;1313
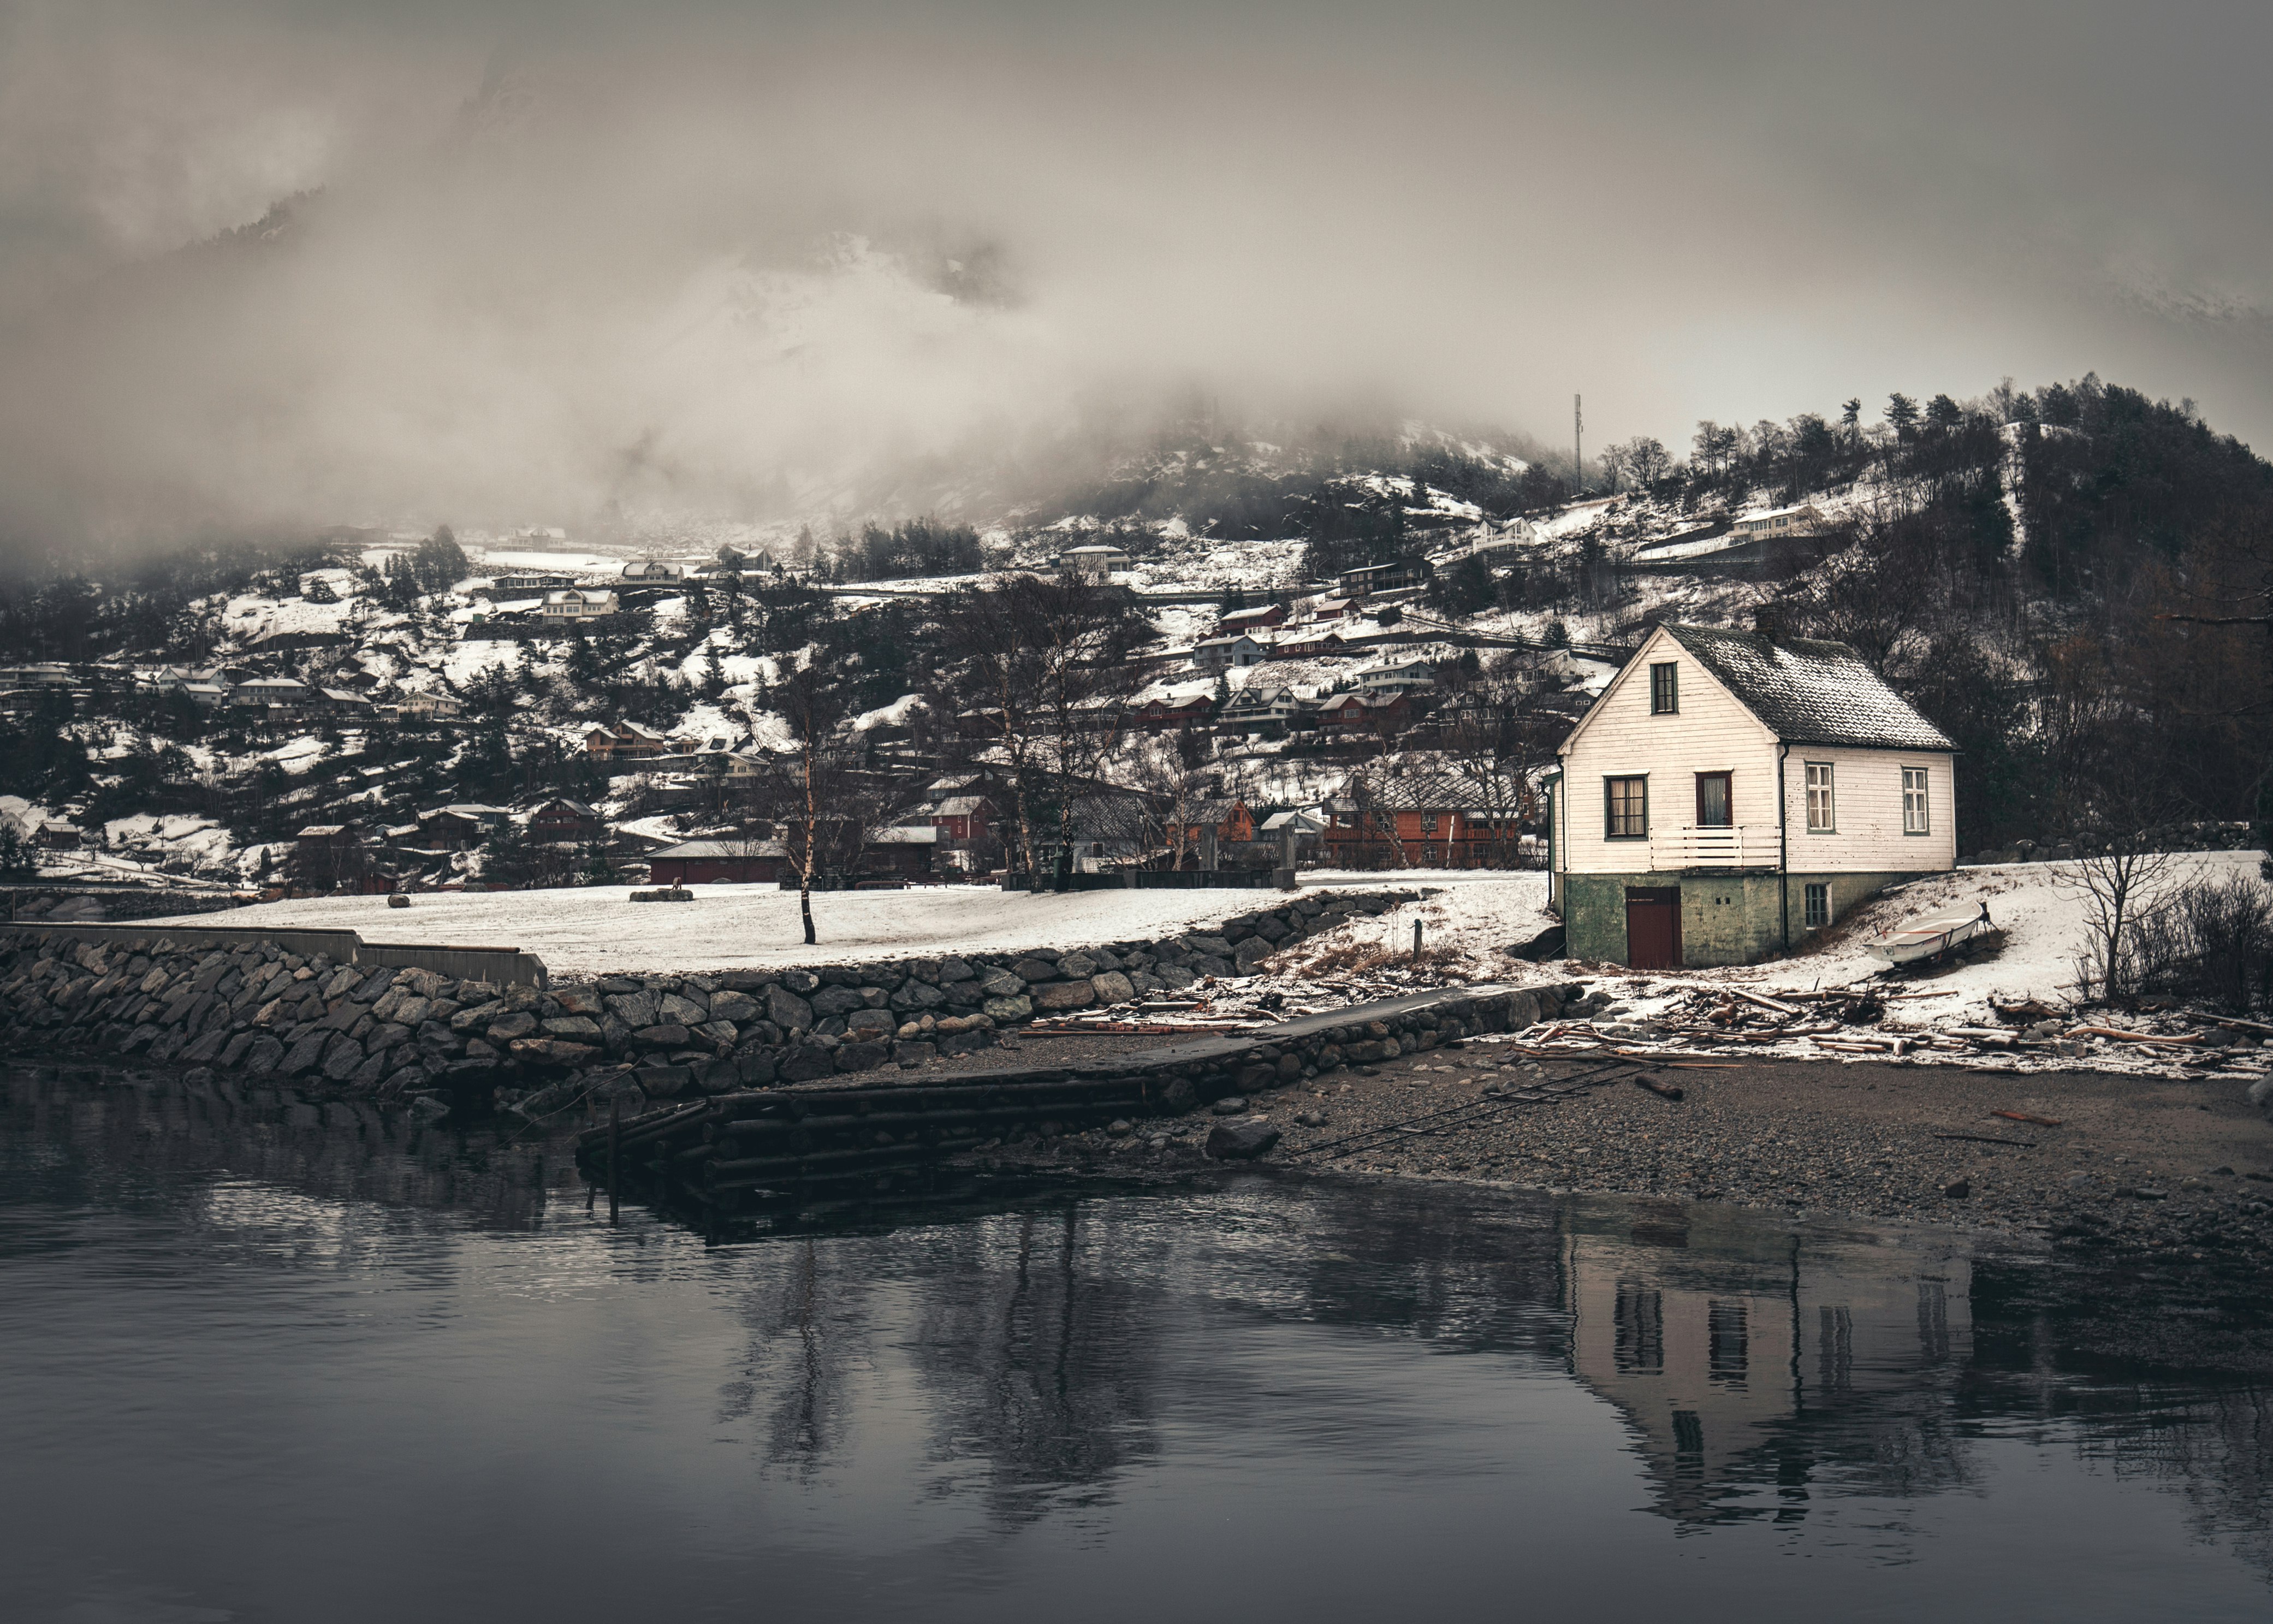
752;657;886;945
2061;775;2187;1004
937;576;1149;885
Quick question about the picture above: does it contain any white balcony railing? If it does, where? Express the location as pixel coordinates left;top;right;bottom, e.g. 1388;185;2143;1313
1649;825;1774;870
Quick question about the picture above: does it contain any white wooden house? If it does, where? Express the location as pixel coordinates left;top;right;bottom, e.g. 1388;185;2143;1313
1548;622;1955;967
540;589;618;620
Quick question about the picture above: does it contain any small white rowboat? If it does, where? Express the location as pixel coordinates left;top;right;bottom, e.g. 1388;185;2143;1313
1866;903;1992;965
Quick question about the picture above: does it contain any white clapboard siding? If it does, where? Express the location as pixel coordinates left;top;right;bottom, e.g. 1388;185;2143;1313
1560;626;1778;875
1782;745;1957;872
1560;624;1956;876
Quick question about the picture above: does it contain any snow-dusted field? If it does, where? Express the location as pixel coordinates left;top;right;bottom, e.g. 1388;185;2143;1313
163;875;1537;975
133;854;2266;1016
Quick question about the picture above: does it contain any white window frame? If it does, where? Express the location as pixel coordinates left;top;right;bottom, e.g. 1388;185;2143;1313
1901;766;1930;835
1804;762;1836;833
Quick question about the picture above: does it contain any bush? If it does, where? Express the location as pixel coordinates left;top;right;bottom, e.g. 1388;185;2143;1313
2124;873;2273;1011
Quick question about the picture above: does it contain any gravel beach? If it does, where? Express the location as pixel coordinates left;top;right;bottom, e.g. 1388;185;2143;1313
979;1032;2273;1266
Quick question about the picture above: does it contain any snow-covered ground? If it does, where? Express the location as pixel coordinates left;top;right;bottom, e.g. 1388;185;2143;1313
155;877;1498;975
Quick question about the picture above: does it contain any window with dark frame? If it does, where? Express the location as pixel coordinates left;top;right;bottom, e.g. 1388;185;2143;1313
1649;662;1678;714
1804;883;1830;929
1605;775;1648;838
1695;772;1732;828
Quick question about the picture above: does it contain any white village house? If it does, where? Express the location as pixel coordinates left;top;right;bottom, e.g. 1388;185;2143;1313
540;589;619;621
1548;621;1955;967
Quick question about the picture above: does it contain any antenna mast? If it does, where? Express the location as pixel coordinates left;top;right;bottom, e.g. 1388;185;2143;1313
1573;393;1583;494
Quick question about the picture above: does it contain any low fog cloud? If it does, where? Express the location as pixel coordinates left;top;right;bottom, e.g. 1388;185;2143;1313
1;0;2268;546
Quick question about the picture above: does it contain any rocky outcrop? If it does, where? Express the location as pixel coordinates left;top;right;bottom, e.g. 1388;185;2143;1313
0;890;1430;1119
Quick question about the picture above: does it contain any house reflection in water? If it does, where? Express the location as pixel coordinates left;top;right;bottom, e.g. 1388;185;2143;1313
1565;1200;1973;1522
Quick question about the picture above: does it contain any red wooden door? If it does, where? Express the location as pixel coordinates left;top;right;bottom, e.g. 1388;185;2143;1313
1625;887;1683;969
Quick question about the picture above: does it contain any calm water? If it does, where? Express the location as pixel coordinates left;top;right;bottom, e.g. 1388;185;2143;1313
4;1065;2270;1624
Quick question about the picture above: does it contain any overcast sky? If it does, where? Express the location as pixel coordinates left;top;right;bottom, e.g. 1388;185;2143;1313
1;0;2267;543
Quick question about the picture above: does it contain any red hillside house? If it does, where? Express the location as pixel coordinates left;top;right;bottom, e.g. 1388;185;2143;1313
1318;691;1415;734
1322;767;1535;869
1217;603;1287;635
924;796;995;841
1133;692;1216;733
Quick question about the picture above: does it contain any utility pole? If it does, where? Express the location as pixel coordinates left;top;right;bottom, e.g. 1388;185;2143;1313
1573;394;1583;495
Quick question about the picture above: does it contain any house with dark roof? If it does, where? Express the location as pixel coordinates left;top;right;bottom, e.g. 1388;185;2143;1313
529;797;607;844
1550;621;1956;968
1322;766;1533;869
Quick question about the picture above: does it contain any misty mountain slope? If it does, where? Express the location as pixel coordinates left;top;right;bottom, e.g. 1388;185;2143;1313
0;372;2266;885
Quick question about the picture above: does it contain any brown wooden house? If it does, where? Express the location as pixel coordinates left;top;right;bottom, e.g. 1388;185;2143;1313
581;721;675;762
530;797;606;844
648;837;788;885
1165;797;1255;849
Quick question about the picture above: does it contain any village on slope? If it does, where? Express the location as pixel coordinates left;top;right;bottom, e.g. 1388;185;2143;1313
2;386;2268;1107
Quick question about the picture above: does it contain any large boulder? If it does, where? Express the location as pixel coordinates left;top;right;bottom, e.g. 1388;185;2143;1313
280;1031;332;1076
778;1046;836;1082
889;981;947;1013
657;991;709;1026
632;1023;691;1050
1204;1121;1281;1161
834;1040;892;1072
1032;980;1097;1011
1233;938;1274;973
634;1064;691;1097
322;1036;366;1082
707;990;762;1025
1057;951;1099;980
1011;958;1059;983
984;994;1033;1024
1090;971;1135;1006
810;985;867;1017
767;985;815;1032
485;1010;538;1042
846;1008;898;1037
977;969;1025;999
735;1050;778;1087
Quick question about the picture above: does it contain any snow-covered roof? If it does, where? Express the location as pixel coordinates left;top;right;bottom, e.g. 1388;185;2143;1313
1330;766;1523;811
871;825;939;844
651;838;787;860
1661;624;1955;751
933;796;989;816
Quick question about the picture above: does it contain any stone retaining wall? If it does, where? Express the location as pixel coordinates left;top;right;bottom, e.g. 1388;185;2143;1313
0;888;1427;1121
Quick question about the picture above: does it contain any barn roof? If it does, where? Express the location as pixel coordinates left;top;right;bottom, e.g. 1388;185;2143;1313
1660;624;1955;751
650;838;786;860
